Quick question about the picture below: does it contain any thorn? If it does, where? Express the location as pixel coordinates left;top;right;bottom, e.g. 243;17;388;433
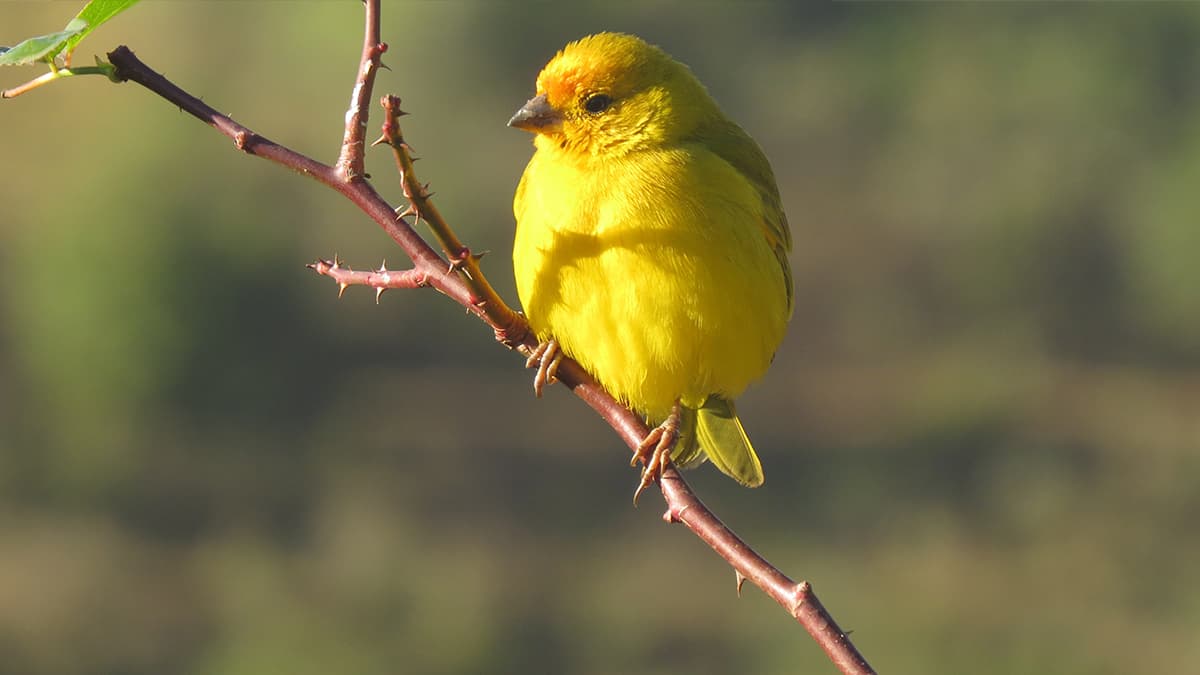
379;60;392;71
735;571;747;597
789;581;811;615
662;504;687;524
338;283;349;299
447;251;469;273
404;200;423;223
375;286;386;304
370;135;388;147
378;260;389;273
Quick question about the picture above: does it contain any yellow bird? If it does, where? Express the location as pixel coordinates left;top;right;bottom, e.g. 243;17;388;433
509;33;792;492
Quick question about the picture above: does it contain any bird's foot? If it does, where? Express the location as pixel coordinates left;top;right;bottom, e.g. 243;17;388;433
631;402;682;505
524;338;562;398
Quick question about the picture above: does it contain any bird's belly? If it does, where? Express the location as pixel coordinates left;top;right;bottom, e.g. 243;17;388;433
518;226;783;422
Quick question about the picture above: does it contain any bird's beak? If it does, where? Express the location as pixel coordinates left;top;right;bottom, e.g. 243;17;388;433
508;94;563;133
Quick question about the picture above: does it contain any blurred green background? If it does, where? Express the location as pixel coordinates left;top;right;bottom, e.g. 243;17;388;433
3;2;1199;674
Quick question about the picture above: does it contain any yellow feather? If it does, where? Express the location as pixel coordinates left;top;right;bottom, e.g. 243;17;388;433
510;33;791;486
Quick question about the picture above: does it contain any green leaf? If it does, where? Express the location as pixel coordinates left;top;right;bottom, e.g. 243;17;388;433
64;0;143;56
0;25;86;67
0;0;141;67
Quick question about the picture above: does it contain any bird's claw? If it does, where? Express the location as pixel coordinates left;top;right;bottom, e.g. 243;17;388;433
631;404;682;505
525;339;562;398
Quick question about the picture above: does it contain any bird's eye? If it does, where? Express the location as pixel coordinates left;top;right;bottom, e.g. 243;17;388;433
583;93;613;114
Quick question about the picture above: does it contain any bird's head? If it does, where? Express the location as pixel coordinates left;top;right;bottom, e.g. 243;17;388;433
509;33;715;157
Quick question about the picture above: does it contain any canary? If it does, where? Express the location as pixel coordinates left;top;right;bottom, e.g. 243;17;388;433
509;33;792;490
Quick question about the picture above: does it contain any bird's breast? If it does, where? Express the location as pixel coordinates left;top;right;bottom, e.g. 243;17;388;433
512;146;788;421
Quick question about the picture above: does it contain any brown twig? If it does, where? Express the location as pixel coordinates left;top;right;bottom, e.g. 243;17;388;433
103;3;877;673
374;94;524;342
334;0;385;181
306;258;430;303
659;473;874;673
105;46;475;320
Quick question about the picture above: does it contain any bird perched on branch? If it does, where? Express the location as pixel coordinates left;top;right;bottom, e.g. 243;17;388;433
509;32;792;498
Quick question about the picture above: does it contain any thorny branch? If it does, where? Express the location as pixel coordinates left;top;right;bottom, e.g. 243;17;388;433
306;258;430;303
102;2;877;673
374;94;522;337
334;0;384;181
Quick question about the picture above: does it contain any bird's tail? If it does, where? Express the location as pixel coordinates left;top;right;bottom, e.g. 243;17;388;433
672;395;764;487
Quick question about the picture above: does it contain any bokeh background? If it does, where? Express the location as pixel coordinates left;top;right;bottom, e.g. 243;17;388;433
3;2;1198;674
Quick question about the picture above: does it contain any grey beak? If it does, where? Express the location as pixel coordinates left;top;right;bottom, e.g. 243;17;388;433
508;94;563;132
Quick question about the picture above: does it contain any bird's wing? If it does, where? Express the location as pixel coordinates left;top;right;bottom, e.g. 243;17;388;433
701;120;793;315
